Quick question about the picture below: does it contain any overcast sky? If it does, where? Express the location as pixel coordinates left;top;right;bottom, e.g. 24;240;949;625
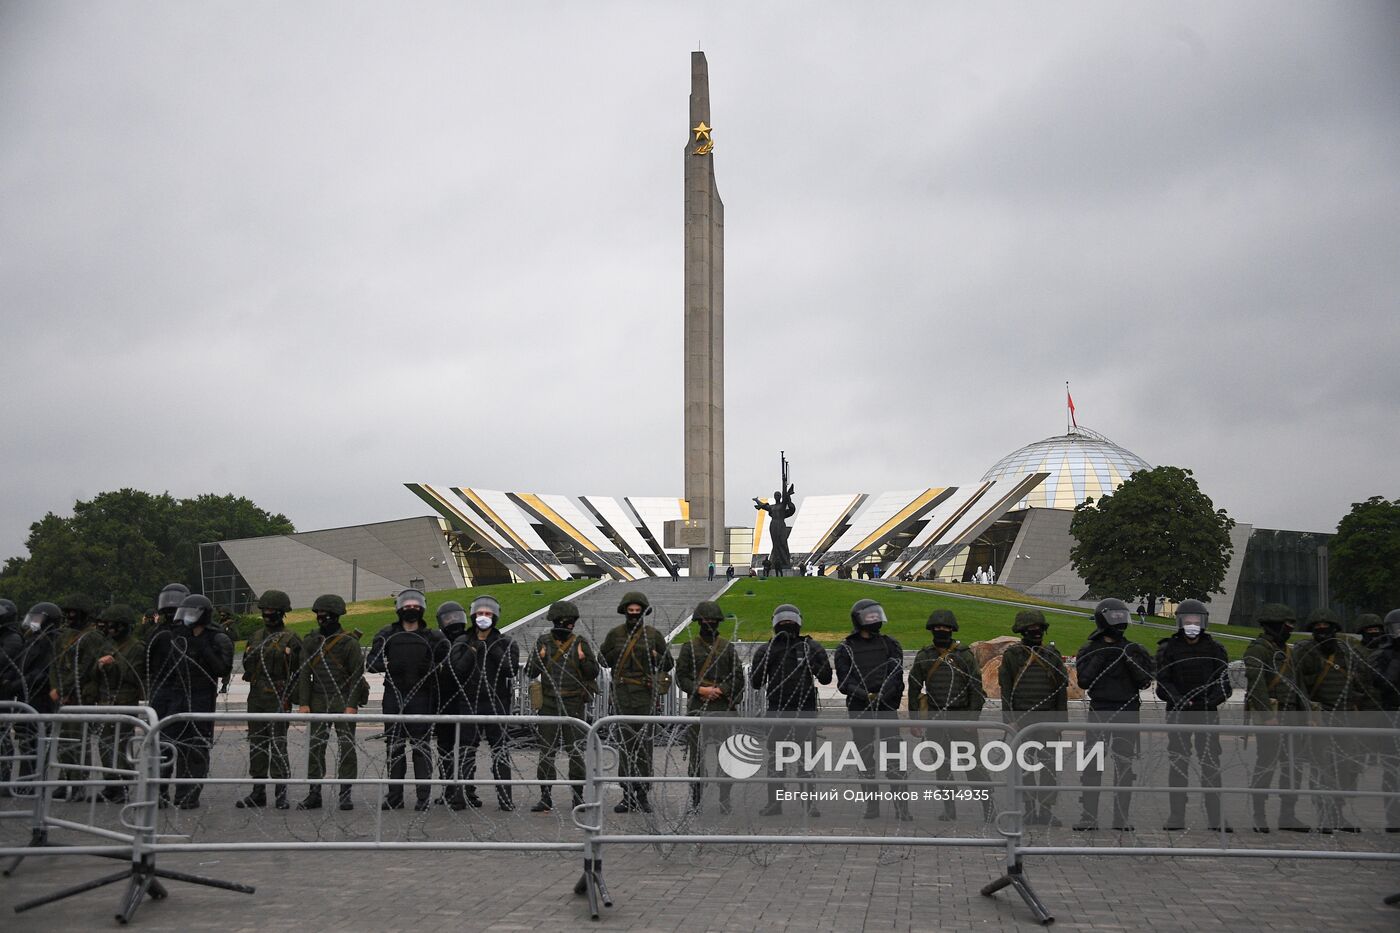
2;1;1398;562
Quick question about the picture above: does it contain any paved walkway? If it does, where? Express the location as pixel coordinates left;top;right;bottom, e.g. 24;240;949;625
2;837;1396;931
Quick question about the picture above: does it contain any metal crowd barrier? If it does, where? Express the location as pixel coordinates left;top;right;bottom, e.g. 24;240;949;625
5;707;1398;927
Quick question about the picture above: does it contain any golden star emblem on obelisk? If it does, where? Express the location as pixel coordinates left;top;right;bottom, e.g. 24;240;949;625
691;121;713;155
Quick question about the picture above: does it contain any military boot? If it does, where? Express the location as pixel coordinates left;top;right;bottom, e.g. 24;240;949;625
635;789;653;814
339;785;354;811
296;789;323;811
1277;798;1310;832
235;786;267;809
274;785;290;810
1251;798;1270;833
531;793;553;813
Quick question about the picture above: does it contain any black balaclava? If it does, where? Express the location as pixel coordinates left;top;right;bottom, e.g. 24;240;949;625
317;613;342;637
1022;626;1046;648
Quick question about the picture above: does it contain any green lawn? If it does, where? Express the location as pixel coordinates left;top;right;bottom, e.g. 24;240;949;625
240;579;591;646
690;577;1257;660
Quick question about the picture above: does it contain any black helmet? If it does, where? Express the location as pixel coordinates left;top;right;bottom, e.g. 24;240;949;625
174;593;213;627
1093;598;1132;632
1385;609;1400;640
256;590;292;613
156;583;190;612
547;600;580;623
850;598;887;629
617;591;651;615
98;604;139;636
1256;603;1297;627
313;594;347;617
1302;607;1341;632
23;601;63;631
692;600;724;622
59;592;100;619
0;598;17;624
926;609;959;632
1351;613;1383;635
468;595;501;621
436;600;467;628
1174;598;1209;631
771;603;803;630
1012;609;1047;634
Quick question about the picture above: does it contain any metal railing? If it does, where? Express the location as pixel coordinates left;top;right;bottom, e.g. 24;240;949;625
3;706;1397;926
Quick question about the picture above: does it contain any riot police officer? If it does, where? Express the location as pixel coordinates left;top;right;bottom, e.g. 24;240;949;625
751;604;832;817
148;594;232;808
835;599;908;820
1292;608;1369;832
435;600;471;808
369;589;449;811
451;595;519;810
1074;598;1154;832
1155;599;1232;831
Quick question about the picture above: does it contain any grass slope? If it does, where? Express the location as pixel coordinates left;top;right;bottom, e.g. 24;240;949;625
259;580;591;645
702;577;1255;660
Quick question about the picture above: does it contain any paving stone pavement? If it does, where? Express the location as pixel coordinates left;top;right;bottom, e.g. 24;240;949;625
2;834;1398;932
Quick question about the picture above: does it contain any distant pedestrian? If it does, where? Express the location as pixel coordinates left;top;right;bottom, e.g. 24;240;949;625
707;561;715;581
726;565;734;579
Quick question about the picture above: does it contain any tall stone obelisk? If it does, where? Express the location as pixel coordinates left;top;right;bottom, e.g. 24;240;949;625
684;51;724;573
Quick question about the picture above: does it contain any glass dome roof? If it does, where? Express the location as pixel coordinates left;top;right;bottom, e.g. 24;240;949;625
981;426;1151;510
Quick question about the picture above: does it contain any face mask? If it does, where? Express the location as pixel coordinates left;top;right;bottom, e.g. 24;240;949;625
552;624;574;640
1110;624;1129;638
65;613;86;628
698;622;719;640
1313;627;1336;644
1360;630;1382;648
474;614;494;630
397;607;424;624
263;612;284;629
775;623;800;637
624;611;644;627
1278;624;1294;642
1023;630;1045;647
932;630;953;648
863;622;883;635
25;619;41;633
1182;624;1202;639
316;614;340;635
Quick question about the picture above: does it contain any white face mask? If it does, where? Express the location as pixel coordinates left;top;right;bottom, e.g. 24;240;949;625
474;614;494;630
24;618;41;633
1182;624;1202;638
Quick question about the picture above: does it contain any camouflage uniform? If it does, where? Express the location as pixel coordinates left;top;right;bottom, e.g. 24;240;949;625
909;636;991;820
999;611;1069;826
599;594;673;811
295;624;368;806
49;603;114;796
1242;605;1305;831
675;618;744;811
242;625;303;794
526;608;599;808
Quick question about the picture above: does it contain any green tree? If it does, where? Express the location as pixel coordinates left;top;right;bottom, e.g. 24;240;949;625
1069;466;1236;616
0;489;293;609
1329;496;1400;614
